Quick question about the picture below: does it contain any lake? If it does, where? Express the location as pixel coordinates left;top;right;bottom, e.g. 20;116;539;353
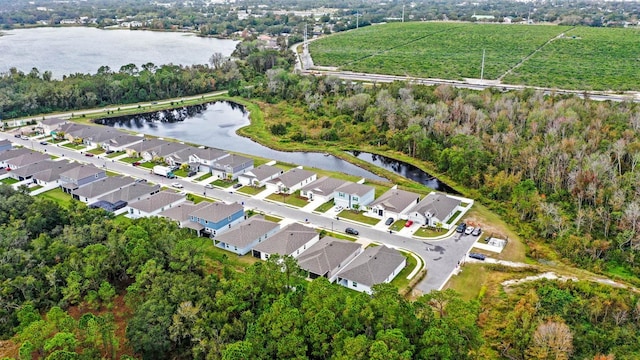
0;27;238;78
96;102;388;181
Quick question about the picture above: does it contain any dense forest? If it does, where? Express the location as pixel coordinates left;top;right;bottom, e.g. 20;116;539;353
0;185;487;359
237;69;640;284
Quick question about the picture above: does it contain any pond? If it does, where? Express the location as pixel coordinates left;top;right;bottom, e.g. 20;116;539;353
348;151;459;194
96;102;387;181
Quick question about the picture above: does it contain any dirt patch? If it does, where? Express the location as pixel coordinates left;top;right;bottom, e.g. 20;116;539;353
0;340;19;359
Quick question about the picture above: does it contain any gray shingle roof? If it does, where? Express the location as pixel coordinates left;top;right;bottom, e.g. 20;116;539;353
8;152;51;167
336;182;375;197
188;201;244;222
213;153;253;168
296;236;362;277
336;246;406;287
72;176;136;198
10;160;56;178
370;188;421;212
270;168;316;188
252;222;318;256
192;147;228;161
98;183;160;203
412;193;460;219
128;190;185;213
0;148;32;161
39;118;67;127
215;216;280;248
60;164;104;181
241;164;283;181
105;134;142;147
300;176;349;195
32;161;82;182
159;201;209;224
127;138;166;153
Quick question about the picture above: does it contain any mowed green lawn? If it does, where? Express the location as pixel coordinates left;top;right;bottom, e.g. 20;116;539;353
311;22;640;90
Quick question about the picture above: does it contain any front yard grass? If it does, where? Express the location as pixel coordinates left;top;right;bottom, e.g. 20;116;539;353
106;150;125;158
212;179;234;188
266;190;309;207
414;226;447;238
62;143;85;150
337;209;381;225
390;221;406;232
314;200;335;213
87;147;105;155
173;168;189;177
140;162;156;169
186;193;214;204
237;185;265;195
195;172;213;181
120;156;142;164
38;188;74;207
0;178;19;185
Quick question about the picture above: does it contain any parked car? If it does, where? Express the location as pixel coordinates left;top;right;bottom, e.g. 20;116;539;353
456;223;467;233
334;205;344;212
39;141;48;145
472;227;482;236
345;227;359;236
14;134;21;138
385;217;394;226
135;178;146;183
84;153;94;157
233;183;243;189
464;226;475;235
105;150;115;154
405;220;414;227
171;182;183;189
132;162;141;166
468;253;486;261
205;184;213;189
21;135;29;140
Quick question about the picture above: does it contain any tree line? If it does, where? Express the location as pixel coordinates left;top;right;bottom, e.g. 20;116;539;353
246;70;640;284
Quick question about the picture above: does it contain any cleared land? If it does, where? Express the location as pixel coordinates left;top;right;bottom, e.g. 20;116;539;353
310;22;640;91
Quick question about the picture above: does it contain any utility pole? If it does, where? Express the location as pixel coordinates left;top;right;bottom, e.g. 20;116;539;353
480;48;485;82
356;11;359;29
402;3;405;22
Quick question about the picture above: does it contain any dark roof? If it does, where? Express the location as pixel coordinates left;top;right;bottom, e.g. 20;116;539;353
297;237;362;276
60;164;104;180
241;164;283;181
32;161;82;182
336;246;406;287
300;176;349;195
270;168;316;188
98;182;160;203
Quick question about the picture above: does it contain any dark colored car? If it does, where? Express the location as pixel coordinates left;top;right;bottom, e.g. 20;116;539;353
233;183;243;189
39;141;48;145
345;227;359;236
105;150;115;154
456;223;467;233
472;227;482;236
84;153;94;157
385;217;394;226
468;253;486;261
14;134;21;138
132;162;141;166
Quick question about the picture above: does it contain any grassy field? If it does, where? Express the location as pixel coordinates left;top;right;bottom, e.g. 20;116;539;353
38;188;74;207
0;178;19;185
310;22;640;90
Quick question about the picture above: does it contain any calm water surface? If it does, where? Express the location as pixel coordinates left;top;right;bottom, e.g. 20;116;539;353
97;102;387;181
0;27;238;77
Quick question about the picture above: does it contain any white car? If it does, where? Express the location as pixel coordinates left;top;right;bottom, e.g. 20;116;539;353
334;206;344;212
464;226;475;235
171;182;183;189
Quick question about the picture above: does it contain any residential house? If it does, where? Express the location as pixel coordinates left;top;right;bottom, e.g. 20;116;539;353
5;152;51;170
37;118;67;135
141;142;190;162
57;123;97;143
31;161;82;187
101;134;143;152
213;216;281;255
10;160;57;181
127;190;186;218
407;192;461;229
0;139;12;152
211;154;254;180
368;188;421;220
59;165;107;194
296;236;362;282
0;148;35;168
82;127;126;147
125;138;166;158
97;182;160;204
237;164;284;187
336;245;406;294
334;182;375;210
251;222;319;261
188;201;245;237
300;176;349;202
158;201;210;234
188;148;229;173
164;146;198;168
71;176;136;203
266;167;317;194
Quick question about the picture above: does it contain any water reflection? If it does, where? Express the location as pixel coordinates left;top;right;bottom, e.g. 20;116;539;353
349;151;458;194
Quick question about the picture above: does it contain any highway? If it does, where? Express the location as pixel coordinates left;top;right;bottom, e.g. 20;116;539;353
2;132;481;294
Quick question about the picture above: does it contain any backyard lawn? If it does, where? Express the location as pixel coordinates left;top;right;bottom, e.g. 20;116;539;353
390;250;419;291
0;178;19;185
38;188;74;207
336;209;380;225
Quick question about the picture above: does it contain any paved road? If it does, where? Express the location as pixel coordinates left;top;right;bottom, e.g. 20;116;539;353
2;133;483;293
